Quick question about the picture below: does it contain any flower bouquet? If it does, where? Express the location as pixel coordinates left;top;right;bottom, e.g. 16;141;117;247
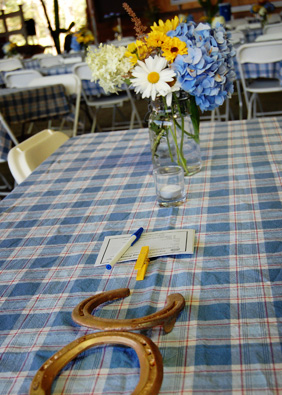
74;27;95;50
2;42;19;58
198;0;223;24
86;3;235;175
250;0;275;26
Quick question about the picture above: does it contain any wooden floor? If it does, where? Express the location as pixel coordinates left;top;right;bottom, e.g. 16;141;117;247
1;89;282;198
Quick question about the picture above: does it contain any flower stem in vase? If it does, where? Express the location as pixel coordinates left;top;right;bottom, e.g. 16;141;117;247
149;94;201;176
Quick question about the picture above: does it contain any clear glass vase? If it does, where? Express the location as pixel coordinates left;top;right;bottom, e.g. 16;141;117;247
148;94;202;176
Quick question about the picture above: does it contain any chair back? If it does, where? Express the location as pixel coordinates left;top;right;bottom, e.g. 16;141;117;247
73;62;92;80
4;69;43;88
237;40;282;65
28;73;81;96
62;56;82;65
263;22;282;34
266;14;281;24
32;53;54;59
0;58;23;72
237;40;282;119
72;62;141;132
28;74;81;137
7;129;69;184
39;55;63;68
72;62;106;100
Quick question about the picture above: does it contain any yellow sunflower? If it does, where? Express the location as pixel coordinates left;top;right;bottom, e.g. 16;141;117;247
161;37;188;63
125;40;151;65
146;31;170;48
151;16;181;34
125;43;138;65
136;40;152;60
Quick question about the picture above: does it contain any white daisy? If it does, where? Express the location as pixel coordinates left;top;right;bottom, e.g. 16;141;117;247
131;55;176;100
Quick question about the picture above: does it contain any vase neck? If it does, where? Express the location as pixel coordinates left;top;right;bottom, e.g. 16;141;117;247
150;93;191;116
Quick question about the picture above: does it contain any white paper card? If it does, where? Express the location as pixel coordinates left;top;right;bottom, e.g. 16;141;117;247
95;229;195;267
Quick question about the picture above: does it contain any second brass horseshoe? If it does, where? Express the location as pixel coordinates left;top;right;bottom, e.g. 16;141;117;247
29;331;163;395
72;288;185;333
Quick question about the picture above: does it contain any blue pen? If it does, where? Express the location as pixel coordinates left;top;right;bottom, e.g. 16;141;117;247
106;227;144;270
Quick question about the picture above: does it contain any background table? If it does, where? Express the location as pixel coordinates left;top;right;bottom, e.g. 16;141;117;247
1;117;282;394
244;26;263;42
0;85;70;125
0;85;71;160
233;44;282;82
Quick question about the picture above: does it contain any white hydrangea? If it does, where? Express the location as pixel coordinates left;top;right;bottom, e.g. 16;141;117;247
86;44;132;94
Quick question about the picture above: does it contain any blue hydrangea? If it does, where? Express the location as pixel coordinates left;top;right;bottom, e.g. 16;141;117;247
168;21;236;112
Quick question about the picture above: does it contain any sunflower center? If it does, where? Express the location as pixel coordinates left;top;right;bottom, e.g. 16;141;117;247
147;71;160;84
171;47;178;53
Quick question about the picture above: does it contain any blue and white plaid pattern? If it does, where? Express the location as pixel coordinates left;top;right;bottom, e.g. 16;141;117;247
23;58;40;70
0;85;71;124
245;27;263;42
233;56;282;82
1;117;282;394
82;79;106;96
40;64;76;76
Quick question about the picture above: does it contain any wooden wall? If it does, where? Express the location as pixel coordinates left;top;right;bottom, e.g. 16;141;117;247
153;0;282;19
91;0;282;43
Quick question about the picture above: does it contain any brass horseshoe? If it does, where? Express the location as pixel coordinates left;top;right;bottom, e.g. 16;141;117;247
72;288;185;333
29;331;163;395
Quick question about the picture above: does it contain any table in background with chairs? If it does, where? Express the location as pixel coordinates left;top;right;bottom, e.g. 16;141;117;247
0;84;74;135
0;53;142;134
73;62;142;133
235;40;282;120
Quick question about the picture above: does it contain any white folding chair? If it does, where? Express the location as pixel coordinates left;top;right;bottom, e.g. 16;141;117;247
39;55;64;68
4;69;43;88
32;53;54;59
62;56;82;64
237;40;282;119
73;62;142;133
7;129;69;185
28;74;81;137
264;20;282;32
0;58;23;72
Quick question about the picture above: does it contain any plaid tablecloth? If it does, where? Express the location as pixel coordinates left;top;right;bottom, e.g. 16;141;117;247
244;27;263;42
1;117;282;394
0;85;71;124
0;85;71;161
233;56;282;82
39;63;76;76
